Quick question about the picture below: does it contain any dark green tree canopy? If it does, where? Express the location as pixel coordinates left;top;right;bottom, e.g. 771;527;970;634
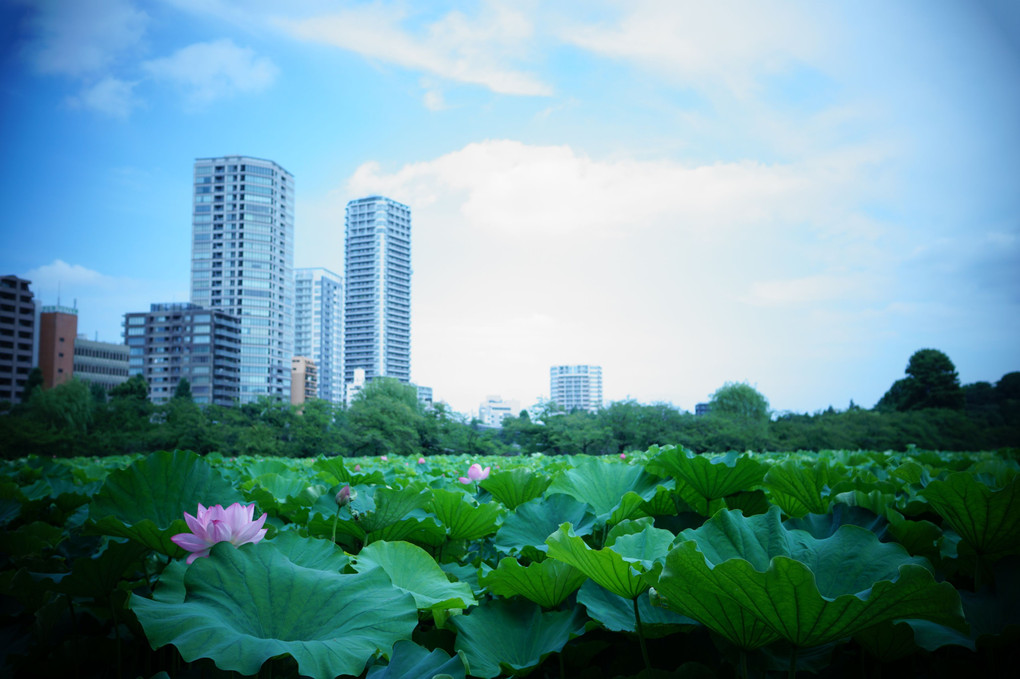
877;348;964;411
172;378;193;402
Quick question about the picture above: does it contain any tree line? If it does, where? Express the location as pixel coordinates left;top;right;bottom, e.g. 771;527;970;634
0;349;1016;459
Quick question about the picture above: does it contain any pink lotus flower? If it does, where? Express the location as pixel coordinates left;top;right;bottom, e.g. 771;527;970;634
171;503;267;564
458;463;491;484
354;464;361;471
620;453;627;460
418;457;426;464
381;455;388;461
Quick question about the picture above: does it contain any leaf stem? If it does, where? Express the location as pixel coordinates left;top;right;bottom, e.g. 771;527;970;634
633;596;650;670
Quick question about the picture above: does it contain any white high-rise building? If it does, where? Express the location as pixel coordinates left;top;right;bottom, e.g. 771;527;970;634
295;267;344;404
190;155;295;404
550;365;603;412
344;196;412;385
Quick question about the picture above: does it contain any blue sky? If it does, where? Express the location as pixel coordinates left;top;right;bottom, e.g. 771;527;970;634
1;0;1018;416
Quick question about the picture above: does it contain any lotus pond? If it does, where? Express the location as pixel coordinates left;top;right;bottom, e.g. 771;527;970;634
1;446;1018;678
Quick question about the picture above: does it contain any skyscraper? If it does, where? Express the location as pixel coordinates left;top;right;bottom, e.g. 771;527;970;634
344;196;412;385
550;364;603;412
294;267;344;404
190;156;294;403
0;275;35;402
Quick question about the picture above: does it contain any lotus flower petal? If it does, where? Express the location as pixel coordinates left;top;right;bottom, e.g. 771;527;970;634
170;503;267;563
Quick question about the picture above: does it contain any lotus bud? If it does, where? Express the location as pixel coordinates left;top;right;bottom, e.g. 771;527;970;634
335;484;352;507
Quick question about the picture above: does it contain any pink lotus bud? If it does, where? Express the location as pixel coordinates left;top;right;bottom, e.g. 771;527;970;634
354;464;361;471
620;453;627;460
335;484;352;507
381;455;388;461
418;457;426;464
170;503;268;564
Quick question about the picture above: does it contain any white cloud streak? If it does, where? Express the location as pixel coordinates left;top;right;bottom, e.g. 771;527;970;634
278;2;552;96
143;39;279;109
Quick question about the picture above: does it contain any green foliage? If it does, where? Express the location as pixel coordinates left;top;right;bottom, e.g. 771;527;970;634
878;348;965;411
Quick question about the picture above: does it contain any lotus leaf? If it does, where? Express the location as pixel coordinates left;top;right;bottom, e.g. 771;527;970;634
481;468;552;510
647;446;766;515
920;472;1020;560
493;494;595;555
451;598;587;679
429;488;503;541
481;556;588;608
353;540;477;611
88;450;244;555
546;522;665;600
365;639;466;679
576;580;697;637
654;507;964;648
764;458;847;518
547;457;662;524
131;540;418;679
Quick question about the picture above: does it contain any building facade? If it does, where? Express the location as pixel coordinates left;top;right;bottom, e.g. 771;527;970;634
190;155;295;404
294;268;344;404
478;395;521;428
39;306;78;389
344;196;412;386
549;364;603;413
290;356;318;406
73;337;129;392
124;303;241;405
0;275;35;402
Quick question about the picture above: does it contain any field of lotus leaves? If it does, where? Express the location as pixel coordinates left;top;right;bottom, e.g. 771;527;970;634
1;446;1018;678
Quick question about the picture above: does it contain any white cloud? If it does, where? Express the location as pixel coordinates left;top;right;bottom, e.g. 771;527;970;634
346;139;873;240
66;77;140;118
561;0;824;96
747;274;875;306
21;0;148;77
23;260;185;343
278;2;552;96
143;39;279;108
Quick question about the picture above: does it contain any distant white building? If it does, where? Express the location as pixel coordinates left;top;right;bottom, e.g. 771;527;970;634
295;268;344;404
479;395;521;427
549;365;603;413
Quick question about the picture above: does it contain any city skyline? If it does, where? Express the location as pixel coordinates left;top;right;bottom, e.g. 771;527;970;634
2;1;1018;416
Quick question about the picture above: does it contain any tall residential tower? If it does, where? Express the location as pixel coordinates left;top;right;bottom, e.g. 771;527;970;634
190;156;294;403
550;364;603;413
294;267;344;404
344;196;412;385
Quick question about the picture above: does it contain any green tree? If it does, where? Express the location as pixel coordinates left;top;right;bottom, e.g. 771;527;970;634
342;378;425;457
21;367;43;403
706;382;771;451
173;377;193;402
877;349;964;411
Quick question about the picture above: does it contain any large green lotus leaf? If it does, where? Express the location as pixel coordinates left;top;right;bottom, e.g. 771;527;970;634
647;447;766;515
493;494;595;555
545;523;648;600
547;457;662;523
313;455;385;486
885;510;943;560
854;618;975;662
480;556;588;608
353;540;477;611
920;473;1020;559
607;521;676;571
451;598;587;679
366;639;466;679
783;504;888;541
269;530;350;572
88;450;245;555
360;484;433;533
130;541;418;679
576;580;697;637
481;469;552;510
658;507;965;648
764;459;847;518
244;473;325;515
429;488;503;541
